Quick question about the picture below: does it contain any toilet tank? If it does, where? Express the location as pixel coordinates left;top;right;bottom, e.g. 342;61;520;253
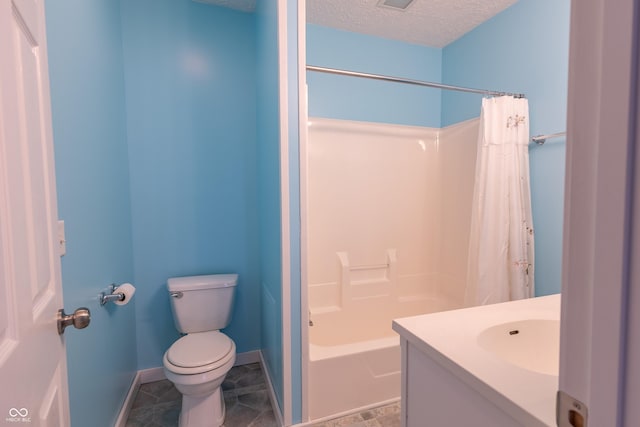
167;274;238;334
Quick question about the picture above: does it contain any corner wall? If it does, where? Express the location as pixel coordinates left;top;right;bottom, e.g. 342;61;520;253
45;1;136;426
120;0;261;370
256;0;284;414
306;24;442;128
442;0;571;296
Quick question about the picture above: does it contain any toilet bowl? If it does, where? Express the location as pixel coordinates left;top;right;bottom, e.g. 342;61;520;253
163;274;238;427
163;332;236;427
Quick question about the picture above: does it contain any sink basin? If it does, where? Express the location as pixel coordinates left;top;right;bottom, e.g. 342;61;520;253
477;319;560;376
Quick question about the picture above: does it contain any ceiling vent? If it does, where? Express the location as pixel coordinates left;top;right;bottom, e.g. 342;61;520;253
376;0;416;11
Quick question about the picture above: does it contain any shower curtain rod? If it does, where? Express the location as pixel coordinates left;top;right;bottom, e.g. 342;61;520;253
306;65;526;98
531;131;566;144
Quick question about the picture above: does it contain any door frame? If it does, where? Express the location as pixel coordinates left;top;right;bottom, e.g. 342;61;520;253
560;0;639;425
293;0;640;425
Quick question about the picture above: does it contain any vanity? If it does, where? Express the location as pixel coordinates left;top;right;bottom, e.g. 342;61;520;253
392;295;560;427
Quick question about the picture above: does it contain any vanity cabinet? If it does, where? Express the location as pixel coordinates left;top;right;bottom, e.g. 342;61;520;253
399;339;524;426
392;295;560;427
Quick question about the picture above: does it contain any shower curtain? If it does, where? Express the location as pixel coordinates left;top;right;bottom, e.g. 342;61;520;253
465;96;534;306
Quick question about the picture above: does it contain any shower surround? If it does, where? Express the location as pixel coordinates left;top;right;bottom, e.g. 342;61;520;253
306;117;480;420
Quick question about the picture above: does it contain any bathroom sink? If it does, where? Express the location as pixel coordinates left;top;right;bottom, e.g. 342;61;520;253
394;295;561;426
477;319;560;376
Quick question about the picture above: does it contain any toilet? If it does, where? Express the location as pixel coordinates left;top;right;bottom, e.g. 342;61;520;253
163;274;238;427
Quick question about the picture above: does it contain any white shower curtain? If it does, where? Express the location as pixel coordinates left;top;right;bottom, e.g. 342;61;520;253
465;96;535;306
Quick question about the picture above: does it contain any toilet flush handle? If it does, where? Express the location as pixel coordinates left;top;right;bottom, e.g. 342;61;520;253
170;291;183;299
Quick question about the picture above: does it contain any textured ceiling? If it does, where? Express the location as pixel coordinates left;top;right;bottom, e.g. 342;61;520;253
307;0;518;48
195;0;518;48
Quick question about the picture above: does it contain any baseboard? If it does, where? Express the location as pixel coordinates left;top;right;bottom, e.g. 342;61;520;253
132;350;261;387
139;366;166;383
290;398;401;426
259;350;285;427
235;349;261;366
114;371;141;427
115;350;270;426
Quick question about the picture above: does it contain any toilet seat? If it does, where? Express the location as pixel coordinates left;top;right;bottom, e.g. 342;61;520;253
164;331;235;375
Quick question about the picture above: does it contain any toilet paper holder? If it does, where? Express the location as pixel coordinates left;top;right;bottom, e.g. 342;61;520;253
100;284;126;306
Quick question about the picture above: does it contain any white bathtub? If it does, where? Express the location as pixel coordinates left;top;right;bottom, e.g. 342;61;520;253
305;117;479;421
308;296;462;421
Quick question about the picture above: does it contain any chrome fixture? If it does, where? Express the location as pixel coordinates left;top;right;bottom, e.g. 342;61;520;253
169;291;183;299
57;307;91;335
306;65;526;98
531;131;567;145
99;284;125;306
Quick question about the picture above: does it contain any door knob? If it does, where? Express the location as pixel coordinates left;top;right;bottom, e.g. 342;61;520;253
57;307;91;335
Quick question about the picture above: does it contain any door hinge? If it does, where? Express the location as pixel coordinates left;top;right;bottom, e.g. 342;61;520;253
57;220;66;257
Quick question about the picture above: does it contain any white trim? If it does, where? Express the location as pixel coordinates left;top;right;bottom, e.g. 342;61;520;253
234;349;261;366
278;0;293;425
297;0;309;422
260;349;286;427
560;0;637;425
114;372;141;427
139;367;166;384
116;351;268;426
624;61;640;424
134;350;262;386
289;398;400;427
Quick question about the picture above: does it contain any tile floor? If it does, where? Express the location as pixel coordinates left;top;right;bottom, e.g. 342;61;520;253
125;362;400;427
126;363;276;427
308;402;401;427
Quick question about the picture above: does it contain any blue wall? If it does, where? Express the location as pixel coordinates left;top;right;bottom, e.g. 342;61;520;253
120;0;260;369
256;3;303;421
306;25;442;127
44;1;568;424
45;1;137;426
442;0;570;296
256;0;283;414
307;0;570;296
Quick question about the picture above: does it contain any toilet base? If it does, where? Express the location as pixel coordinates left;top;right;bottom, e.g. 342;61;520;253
163;333;236;427
178;386;225;427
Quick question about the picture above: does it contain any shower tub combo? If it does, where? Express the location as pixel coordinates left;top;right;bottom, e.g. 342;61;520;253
306;117;480;421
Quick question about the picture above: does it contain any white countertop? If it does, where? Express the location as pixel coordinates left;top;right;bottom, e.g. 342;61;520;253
392;294;560;427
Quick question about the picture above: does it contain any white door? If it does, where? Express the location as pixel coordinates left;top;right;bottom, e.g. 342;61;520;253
0;0;72;425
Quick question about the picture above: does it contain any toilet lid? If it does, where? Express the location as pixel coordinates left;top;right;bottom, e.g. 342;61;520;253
167;331;233;368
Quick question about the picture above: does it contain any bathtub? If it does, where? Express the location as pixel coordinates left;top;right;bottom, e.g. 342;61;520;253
305;117;479;421
308;295;462;421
